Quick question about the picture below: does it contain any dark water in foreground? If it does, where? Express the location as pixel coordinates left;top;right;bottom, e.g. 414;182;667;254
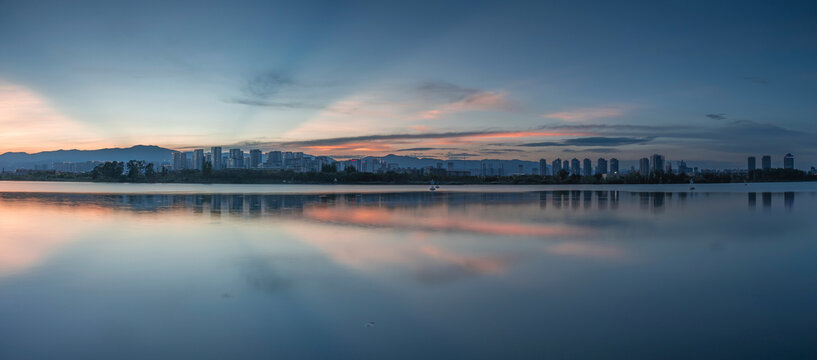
1;183;816;359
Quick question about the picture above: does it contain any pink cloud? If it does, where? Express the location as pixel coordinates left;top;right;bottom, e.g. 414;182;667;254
419;90;515;119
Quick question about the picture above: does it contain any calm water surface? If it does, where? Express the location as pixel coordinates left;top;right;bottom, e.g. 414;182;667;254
1;181;816;359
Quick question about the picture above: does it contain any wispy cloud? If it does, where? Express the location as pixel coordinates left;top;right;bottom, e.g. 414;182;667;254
520;136;651;147
542;106;630;121
396;147;458;152
416;81;516;119
416;81;482;102
224;98;320;109
705;113;727;120
447;152;480;157
562;148;618;153
225;70;327;108
280;130;580;148
243;71;295;98
538;121;817;160
480;149;526;154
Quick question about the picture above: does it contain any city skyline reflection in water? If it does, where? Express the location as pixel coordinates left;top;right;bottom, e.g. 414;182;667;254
0;189;816;359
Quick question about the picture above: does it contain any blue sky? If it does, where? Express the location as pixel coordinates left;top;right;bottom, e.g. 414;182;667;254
1;0;815;168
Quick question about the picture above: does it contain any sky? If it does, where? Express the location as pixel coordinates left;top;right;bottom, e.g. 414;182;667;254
1;0;816;168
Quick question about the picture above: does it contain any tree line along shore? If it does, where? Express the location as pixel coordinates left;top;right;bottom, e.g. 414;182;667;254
1;160;815;185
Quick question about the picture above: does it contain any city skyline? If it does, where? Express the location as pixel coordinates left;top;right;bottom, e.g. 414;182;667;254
1;142;809;174
2;1;816;167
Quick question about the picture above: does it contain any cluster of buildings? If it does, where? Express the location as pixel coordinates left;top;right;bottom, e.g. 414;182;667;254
29;161;104;173
11;148;809;177
539;157;621;177
172;147;335;173
172;150;804;177
747;154;795;171
537;155;677;177
535;153;803;178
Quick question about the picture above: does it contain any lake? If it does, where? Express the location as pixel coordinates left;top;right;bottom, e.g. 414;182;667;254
1;181;816;359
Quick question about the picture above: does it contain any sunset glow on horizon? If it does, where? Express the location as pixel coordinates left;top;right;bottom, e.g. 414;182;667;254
0;0;815;167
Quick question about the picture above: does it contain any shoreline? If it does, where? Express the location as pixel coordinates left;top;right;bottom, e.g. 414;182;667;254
2;180;816;195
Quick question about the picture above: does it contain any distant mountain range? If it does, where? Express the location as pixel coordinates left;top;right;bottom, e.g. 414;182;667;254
373;154;540;174
0;146;543;174
0;145;175;170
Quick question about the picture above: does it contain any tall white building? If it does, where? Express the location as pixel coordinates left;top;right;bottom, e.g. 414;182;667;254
172;152;186;171
229;149;244;168
192;149;204;170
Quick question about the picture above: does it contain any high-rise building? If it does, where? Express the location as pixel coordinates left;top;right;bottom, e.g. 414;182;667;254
761;155;771;170
677;160;689;174
283;152;294;169
748;156;756;171
571;158;580;175
172;152;186;171
610;158;619;174
639;157;650;174
784;153;794;169
266;151;283;168
249;149;262;169
539;159;547;176
229;149;244;168
563;160;569;172
597;158;608;175
191;149;204;170
650;154;665;173
552;158;562;174
582;158;592;176
211;147;222;170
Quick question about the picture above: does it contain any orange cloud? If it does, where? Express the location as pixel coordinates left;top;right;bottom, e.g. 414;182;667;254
420;91;514;119
288;129;593;157
302;142;394;153
420;109;443;119
462;131;590;139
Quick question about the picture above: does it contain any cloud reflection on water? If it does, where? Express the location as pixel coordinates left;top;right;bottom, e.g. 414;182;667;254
0;190;805;281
